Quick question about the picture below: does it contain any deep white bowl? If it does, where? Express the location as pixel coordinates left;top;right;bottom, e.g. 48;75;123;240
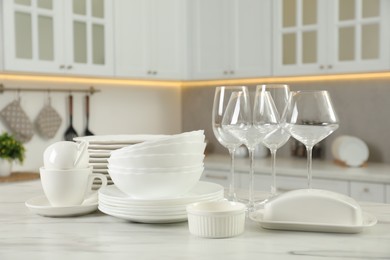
186;200;246;238
108;153;205;168
112;142;206;156
111;130;205;156
108;164;204;174
108;168;203;199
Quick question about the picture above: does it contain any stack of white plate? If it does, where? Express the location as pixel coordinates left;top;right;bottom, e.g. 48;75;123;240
74;135;166;189
331;135;369;167
98;181;224;223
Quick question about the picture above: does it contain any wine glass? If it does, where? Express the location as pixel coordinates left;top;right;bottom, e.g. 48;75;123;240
212;86;247;201
257;84;291;197
222;89;279;211
283;90;339;188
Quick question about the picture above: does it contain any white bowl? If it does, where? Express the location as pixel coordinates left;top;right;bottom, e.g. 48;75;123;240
331;135;369;167
186;200;246;238
108;168;203;199
108;153;205;168
108;164;204;174
111;130;205;156
112;142;206;156
263;189;363;226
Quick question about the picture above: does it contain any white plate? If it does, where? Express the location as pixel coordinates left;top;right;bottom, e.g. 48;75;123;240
25;193;98;217
99;202;187;216
98;205;187;223
74;135;166;144
99;181;224;206
331;135;369;167
249;210;377;233
88;144;128;150
90;158;108;163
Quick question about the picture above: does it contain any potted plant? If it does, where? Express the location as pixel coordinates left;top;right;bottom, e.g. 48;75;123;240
0;132;25;177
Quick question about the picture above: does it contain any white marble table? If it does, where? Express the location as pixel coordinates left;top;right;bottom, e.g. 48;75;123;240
1;180;390;260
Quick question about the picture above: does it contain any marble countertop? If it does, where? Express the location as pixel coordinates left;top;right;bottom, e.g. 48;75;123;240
205;154;390;184
1;180;390;259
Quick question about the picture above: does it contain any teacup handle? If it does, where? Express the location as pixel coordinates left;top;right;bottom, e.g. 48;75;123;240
86;173;108;194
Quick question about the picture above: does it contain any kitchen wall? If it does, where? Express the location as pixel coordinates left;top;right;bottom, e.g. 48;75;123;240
0;81;181;171
182;78;390;164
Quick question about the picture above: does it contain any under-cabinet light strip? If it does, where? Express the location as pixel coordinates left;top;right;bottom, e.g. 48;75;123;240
0;71;390;88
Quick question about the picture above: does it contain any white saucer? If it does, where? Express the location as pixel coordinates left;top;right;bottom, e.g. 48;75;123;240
249;210;377;234
25;193;98;217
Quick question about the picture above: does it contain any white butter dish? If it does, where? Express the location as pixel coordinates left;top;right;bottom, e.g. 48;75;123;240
263;189;363;226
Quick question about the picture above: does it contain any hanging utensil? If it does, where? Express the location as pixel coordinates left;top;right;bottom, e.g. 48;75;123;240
64;94;78;141
84;95;94;136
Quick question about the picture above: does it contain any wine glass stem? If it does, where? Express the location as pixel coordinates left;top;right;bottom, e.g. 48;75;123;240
306;145;313;189
227;148;237;201
270;148;277;196
248;148;255;211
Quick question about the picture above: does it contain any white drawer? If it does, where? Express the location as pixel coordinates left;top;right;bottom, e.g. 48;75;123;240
350;181;386;203
386;185;390;203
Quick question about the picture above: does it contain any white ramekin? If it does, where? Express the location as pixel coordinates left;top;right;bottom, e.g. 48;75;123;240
186;200;246;238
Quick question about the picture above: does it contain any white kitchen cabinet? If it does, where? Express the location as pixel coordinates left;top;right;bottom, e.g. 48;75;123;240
189;0;271;80
273;0;390;76
2;0;114;76
350;181;385;203
386;185;390;203
114;0;187;80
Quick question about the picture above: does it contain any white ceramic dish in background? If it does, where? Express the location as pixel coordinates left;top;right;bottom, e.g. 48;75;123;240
187;200;246;238
107;164;204;174
250;210;377;233
262;189;363;226
108;154;205;169
25;193;98;217
108;168;202;199
332;135;369;167
111;130;205;156
114;142;206;156
74;134;166;144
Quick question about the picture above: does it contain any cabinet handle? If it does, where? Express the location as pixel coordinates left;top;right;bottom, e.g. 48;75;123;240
147;70;152;74
67;65;73;70
59;65;65;69
327;65;333;69
319;65;325;69
229;70;234;74
363;188;370;193
204;174;227;180
223;71;228;75
153;71;157;75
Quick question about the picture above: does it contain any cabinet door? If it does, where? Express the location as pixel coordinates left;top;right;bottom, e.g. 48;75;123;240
230;0;271;77
350;181;385;203
273;0;328;75
64;0;114;76
190;0;230;79
327;0;390;73
114;0;149;78
2;0;64;73
148;0;187;79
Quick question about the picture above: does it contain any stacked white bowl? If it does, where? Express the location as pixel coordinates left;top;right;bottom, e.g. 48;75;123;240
107;130;206;199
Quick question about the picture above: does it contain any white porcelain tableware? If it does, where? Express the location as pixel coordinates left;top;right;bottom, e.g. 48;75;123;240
261;189;363;226
187;200;246;238
108;153;205;169
43;141;89;169
25;192;98;217
40;166;107;207
107;164;204;174
113;142;206;156
74;134;167;144
108;168;203;199
332;135;369;167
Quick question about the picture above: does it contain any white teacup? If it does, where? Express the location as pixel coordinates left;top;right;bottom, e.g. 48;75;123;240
40;166;107;207
43;141;89;170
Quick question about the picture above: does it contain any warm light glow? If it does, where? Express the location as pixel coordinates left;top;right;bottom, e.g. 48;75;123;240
0;71;390;89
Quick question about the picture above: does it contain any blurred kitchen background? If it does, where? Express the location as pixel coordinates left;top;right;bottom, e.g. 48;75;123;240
0;0;389;171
